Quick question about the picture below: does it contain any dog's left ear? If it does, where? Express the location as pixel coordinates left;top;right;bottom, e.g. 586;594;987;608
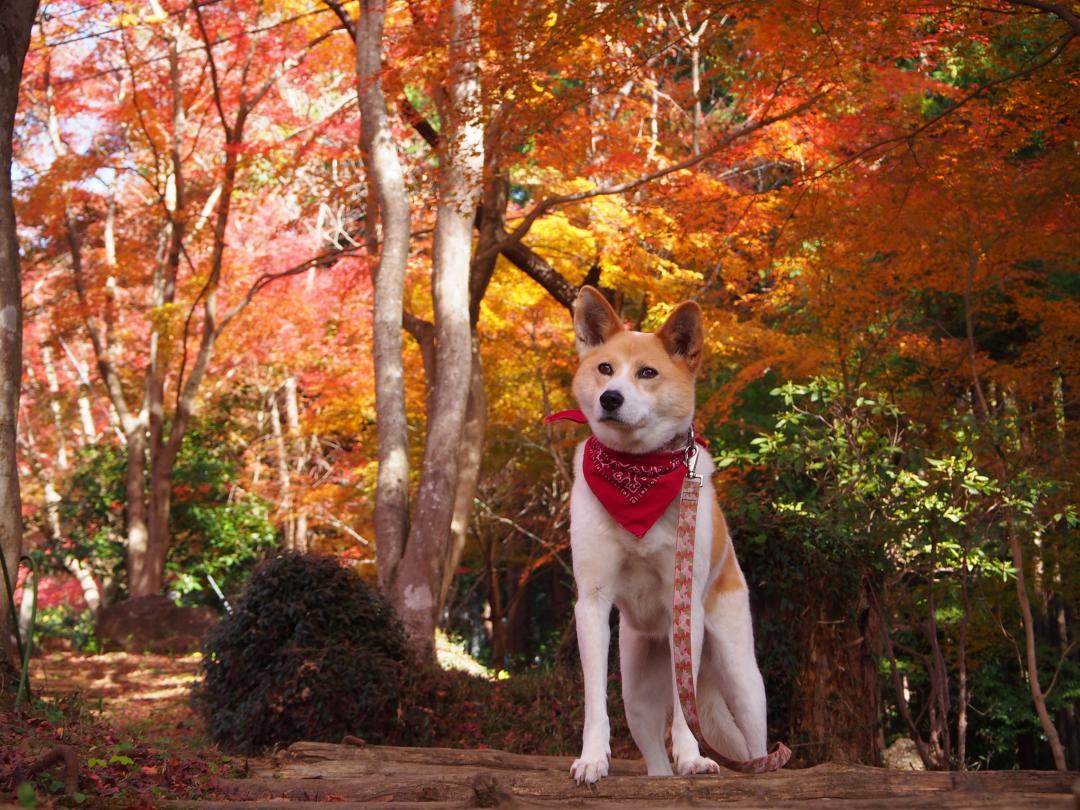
657;301;704;373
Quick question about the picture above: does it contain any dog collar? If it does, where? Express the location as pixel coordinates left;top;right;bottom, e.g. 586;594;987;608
545;409;705;538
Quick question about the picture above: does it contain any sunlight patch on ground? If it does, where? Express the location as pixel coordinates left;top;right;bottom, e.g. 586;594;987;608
436;630;494;679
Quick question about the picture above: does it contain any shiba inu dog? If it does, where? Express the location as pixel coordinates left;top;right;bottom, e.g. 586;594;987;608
560;286;768;783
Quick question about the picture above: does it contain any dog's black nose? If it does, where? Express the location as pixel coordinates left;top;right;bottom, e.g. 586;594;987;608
599;389;623;412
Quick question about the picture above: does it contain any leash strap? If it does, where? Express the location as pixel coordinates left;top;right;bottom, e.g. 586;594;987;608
672;459;792;773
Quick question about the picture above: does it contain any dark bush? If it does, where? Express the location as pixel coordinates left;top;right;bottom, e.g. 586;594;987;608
196;553;409;754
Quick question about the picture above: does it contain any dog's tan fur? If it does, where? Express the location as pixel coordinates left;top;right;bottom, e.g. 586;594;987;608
566;287;767;784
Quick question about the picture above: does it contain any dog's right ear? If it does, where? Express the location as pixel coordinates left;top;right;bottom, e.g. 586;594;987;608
574;286;623;357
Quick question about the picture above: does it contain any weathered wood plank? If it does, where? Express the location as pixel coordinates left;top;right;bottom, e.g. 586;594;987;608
215;776;476;803
225;743;1078;808
259;741;644;776
166;794;1073;810
167;803;470;809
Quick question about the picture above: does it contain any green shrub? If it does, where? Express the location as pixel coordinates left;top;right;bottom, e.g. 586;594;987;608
49;427;275;607
196;553;409;754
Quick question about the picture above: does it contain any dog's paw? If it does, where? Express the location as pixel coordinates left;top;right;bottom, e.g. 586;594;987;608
674;754;721;776
570;755;610;785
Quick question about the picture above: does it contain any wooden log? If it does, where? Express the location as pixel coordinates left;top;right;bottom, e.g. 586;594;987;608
165;794;1073;810
260;741;645;776
215;776;475;804
165;802;470;809
256;745;1077;802
229;743;1076;808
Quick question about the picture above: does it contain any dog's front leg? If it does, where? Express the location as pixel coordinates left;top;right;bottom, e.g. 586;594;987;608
571;588;613;784
670;595;720;776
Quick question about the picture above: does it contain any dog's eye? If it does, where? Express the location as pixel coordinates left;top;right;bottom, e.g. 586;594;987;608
598;362;613;376
638;366;658;379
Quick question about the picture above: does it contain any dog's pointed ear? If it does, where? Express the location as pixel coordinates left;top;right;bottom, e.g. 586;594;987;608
657;301;704;373
574;286;623;357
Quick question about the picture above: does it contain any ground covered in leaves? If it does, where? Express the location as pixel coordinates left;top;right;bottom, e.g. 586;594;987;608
1;641;633;807
1;649;242;808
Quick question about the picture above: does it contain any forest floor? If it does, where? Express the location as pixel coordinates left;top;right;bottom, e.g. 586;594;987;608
4;649;1078;809
2;647;238;807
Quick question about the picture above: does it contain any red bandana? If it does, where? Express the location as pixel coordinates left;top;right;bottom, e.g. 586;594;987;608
545;409;701;538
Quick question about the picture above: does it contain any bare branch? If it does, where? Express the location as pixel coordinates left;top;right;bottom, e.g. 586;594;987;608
192;0;231;137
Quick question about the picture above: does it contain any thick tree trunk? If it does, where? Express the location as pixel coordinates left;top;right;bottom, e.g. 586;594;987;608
357;0;412;595
795;581;882;765
141;451;174;597
391;0;483;657
0;0;39;682
438;171;504;616
123;426;153;595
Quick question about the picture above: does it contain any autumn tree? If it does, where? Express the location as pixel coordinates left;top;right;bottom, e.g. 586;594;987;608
17;0;353;600
0;0;40;693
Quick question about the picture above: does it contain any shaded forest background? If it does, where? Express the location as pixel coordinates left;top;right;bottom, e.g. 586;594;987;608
4;0;1078;774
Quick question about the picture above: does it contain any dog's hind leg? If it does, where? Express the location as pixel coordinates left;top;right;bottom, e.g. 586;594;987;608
702;587;768;760
619;615;674;776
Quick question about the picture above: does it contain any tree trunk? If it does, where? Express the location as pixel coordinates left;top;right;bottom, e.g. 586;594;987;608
795;581;882;764
962;254;1067;770
357;0;413;595
283;376;308;552
1008;518;1068;770
0;0;39;682
439;337;486;615
270;388;295;550
390;0;483;657
437;170;504;617
957;545;971;770
124;425;153;595
141;450;174;597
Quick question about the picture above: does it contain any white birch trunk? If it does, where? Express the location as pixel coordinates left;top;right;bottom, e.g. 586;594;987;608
283;376;308;552
270;389;294;550
357;0;413;594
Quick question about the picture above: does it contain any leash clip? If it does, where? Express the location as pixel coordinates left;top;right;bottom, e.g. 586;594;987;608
684;427;703;487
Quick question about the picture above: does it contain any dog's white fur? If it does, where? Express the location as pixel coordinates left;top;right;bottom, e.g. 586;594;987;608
567;287;767;784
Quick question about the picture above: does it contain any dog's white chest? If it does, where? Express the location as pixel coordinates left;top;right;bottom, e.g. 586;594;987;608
568;442;708;639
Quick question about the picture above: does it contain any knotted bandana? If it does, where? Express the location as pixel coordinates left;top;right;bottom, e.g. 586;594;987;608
545;409;702;538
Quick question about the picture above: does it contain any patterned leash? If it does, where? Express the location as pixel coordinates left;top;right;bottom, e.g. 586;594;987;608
671;433;792;774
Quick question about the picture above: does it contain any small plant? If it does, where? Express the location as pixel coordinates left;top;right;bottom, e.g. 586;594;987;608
195;553;409;754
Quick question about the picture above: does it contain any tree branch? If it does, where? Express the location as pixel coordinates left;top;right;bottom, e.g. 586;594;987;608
475;88;828;266
320;0;355;39
809;29;1075;182
1006;0;1080;35
216;245;366;336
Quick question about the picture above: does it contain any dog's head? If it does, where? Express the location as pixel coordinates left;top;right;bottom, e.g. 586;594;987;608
571;286;703;454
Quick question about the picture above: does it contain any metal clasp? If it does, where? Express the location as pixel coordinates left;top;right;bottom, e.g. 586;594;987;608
684;426;703;487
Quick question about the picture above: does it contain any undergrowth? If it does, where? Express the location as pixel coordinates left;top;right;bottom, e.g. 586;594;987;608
393;664;636;759
0;692;240;808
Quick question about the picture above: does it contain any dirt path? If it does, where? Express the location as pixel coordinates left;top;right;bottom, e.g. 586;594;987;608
29;649;205;743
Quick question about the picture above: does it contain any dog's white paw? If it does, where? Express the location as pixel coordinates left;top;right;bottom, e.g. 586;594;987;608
674;754;721;776
570;755;610;785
